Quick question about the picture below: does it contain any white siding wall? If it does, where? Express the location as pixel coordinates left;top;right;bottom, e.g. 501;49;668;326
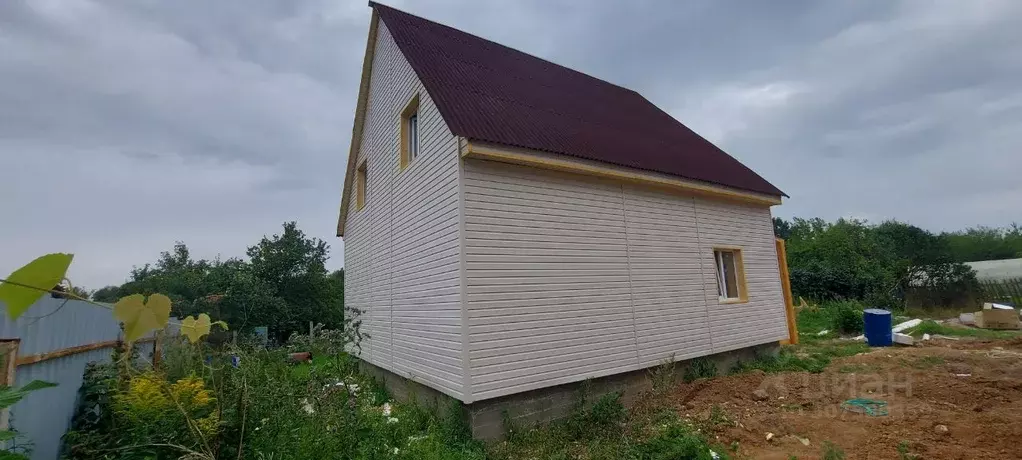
463;159;786;401
342;22;464;399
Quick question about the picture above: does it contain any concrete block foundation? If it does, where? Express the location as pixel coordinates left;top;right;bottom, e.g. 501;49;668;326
360;342;780;441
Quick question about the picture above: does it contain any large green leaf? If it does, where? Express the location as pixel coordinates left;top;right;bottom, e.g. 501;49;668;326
113;294;171;342
0;253;74;319
0;380;57;409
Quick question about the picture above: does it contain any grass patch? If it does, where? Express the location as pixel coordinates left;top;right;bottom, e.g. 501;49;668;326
796;300;866;339
683;357;718;383
821;441;846;460
897;440;920;460
697;405;736;433
909;356;945;369
796;306;834;336
905;319;1022;340
732;340;870;374
837;363;881;374
489;398;730;460
902;306;968;321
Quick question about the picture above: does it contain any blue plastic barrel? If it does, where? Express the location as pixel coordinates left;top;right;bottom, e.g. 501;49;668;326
863;309;892;347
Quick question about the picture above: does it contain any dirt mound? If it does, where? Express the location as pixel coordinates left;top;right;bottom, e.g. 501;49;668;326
656;339;1022;459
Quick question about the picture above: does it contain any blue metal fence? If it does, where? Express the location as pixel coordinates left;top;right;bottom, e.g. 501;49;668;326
0;297;160;460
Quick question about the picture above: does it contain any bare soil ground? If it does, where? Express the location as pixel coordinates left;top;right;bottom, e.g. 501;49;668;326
655;337;1022;459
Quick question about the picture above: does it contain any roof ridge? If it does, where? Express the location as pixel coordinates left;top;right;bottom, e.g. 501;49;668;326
369;1;639;95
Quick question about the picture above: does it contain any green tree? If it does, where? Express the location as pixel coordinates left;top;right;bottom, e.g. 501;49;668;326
942;224;1022;262
109;222;344;341
773;217;792;240
783;218;975;308
91;285;121;303
247;222;344;340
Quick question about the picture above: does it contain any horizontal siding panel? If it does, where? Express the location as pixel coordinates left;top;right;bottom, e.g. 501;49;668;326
473;340;636;375
466;286;632;303
472;355;638;398
342;22;464;400
463;160;786;402
468;296;633;315
470;320;636;351
472;336;636;368
465;199;626;222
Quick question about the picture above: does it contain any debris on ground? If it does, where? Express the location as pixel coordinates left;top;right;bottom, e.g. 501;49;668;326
840;398;889;416
751;389;769;401
974;303;1021;330
892;318;922;333
655;335;1022;459
893;332;914;346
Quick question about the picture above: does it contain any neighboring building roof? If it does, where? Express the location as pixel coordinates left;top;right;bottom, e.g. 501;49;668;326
370;2;785;198
966;258;1022;282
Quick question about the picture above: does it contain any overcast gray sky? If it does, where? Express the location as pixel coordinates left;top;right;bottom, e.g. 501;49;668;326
2;0;1020;289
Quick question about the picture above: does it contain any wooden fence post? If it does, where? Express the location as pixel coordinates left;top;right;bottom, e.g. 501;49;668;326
0;339;20;432
152;333;162;370
775;238;798;345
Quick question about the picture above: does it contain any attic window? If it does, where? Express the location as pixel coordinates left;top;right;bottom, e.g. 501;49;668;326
714;247;748;303
400;94;420;170
356;161;367;210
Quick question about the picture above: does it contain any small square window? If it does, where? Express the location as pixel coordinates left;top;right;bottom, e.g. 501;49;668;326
408;112;419;160
400;94;420;170
714;248;747;303
355;161;367;211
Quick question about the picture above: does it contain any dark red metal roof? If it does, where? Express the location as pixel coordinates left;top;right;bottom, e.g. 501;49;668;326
371;3;785;197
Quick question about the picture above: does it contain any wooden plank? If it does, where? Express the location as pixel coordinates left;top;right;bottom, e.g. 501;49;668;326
776;238;798;345
0;339;20;431
15;336;157;366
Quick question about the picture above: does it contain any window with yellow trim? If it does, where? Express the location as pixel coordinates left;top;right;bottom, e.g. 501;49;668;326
399;94;420;169
714;248;748;303
355;161;367;210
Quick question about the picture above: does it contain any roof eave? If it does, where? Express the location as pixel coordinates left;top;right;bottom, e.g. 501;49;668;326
462;140;784;206
337;9;381;237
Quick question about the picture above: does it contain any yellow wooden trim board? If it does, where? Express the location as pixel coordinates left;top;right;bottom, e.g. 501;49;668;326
462;142;783;207
775;238;798;345
337;11;380;236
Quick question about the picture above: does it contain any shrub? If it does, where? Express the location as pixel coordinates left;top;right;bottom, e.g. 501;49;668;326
648;356;677;394
629;419;727;460
106;372;219;458
61;363;118;459
683;357;718;383
565;389;625;439
63;330;490;460
829;301;864;334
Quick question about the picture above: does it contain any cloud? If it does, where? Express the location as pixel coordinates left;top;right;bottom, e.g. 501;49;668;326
2;0;1020;287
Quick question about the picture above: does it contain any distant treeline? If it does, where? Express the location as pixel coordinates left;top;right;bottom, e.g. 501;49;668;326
90;222;344;341
774;218;1021;308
